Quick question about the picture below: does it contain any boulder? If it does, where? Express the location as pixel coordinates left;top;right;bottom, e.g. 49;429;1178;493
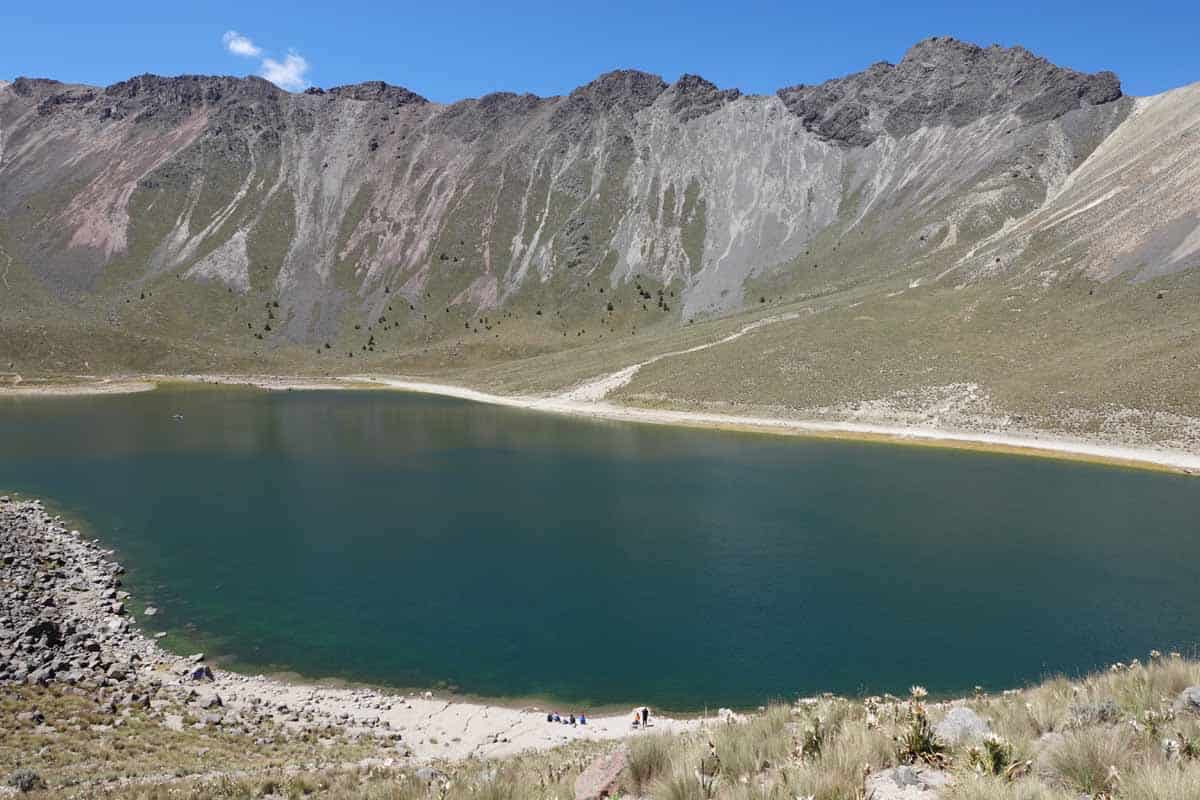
22;619;62;648
415;767;447;784
1174;686;1200;714
575;749;628;800
934;706;990;746
865;766;952;799
189;664;214;682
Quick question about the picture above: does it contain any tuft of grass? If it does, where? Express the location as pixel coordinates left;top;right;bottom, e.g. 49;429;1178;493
1044;726;1137;794
713;705;791;779
629;735;676;793
792;717;895;800
1120;762;1200;800
946;774;1076;799
653;768;709;800
468;776;530;800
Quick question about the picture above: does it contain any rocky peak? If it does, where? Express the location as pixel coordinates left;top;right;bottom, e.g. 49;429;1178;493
103;74;281;105
9;77;64;97
78;74;284;126
564;69;668;115
669;74;741;121
326;81;428;107
777;36;1123;146
475;91;544;115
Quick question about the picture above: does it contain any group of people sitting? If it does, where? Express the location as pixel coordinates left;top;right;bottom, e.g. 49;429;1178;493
543;706;652;729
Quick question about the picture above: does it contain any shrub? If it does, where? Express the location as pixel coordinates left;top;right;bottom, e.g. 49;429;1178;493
898;697;946;766
1067;697;1120;727
7;770;46;794
800;714;827;759
964;734;1012;777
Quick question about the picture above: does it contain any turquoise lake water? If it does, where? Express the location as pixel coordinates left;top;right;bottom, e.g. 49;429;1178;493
1;386;1198;709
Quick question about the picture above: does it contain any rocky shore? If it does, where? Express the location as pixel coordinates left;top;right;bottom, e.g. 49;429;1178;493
0;495;698;769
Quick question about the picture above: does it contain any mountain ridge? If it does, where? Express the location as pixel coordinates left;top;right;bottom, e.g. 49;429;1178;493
6;36;1123;126
2;37;1198;450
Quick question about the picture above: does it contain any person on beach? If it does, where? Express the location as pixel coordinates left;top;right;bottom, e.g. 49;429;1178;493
569;713;576;726
579;712;587;725
642;706;650;727
632;709;641;728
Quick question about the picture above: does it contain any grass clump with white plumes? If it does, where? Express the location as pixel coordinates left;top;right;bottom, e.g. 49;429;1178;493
8;652;1200;799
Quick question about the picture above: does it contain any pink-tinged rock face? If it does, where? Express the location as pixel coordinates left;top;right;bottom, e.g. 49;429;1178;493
64;110;209;259
574;748;628;800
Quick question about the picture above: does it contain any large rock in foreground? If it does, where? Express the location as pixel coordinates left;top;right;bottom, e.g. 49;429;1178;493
934;706;991;746
575;749;628;800
865;766;952;799
1174;686;1200;713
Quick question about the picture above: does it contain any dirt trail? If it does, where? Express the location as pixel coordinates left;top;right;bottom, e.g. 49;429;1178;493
559;311;806;402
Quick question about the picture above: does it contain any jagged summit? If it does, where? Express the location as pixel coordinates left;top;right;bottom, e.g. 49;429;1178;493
324;81;428;106
777;36;1123;145
103;73;282;100
3;37;1122;135
564;69;669;113
668;74;742;121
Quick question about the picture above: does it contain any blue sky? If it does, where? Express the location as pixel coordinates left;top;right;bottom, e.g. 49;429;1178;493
2;1;1195;101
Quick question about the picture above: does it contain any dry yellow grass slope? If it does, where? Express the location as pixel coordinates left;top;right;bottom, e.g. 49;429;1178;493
7;653;1200;799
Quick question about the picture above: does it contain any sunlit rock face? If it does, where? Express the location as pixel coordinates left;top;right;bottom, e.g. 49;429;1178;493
7;36;1185;346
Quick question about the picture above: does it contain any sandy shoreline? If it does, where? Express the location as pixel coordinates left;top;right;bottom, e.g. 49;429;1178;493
4;372;1199;474
0;376;159;396
351;377;1200;476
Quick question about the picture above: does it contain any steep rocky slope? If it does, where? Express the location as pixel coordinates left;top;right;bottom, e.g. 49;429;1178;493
1;37;1198;441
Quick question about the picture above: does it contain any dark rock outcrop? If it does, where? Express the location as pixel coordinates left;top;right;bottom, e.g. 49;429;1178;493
669;74;742;121
778;37;1122;146
558;69;669;119
326;81;428;107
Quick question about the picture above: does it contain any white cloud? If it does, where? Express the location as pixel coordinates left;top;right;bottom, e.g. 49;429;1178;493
259;52;310;92
221;30;311;93
222;30;262;58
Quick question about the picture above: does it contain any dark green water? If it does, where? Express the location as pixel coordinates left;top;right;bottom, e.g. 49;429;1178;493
1;386;1198;709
